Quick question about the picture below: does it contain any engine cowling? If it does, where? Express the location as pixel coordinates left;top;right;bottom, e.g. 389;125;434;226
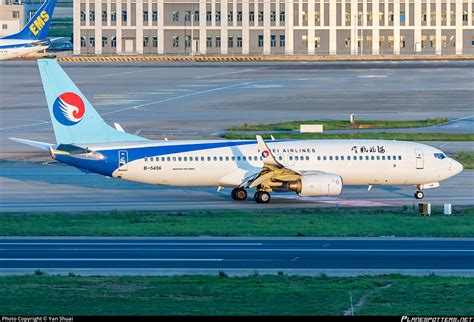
287;173;343;197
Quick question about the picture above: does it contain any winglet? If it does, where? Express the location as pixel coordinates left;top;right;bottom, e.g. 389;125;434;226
256;135;280;167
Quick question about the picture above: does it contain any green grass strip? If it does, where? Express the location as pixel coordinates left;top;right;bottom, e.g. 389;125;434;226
223;132;474;141
455;152;474;169
229;118;448;131
1;207;473;237
0;274;472;315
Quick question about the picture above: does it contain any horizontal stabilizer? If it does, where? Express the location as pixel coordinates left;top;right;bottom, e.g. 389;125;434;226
9;138;55;150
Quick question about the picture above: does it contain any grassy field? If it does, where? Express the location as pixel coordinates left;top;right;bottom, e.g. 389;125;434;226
223;132;474;141
229;118;448;131
455;152;474;169
1;207;473;237
0;274;472;315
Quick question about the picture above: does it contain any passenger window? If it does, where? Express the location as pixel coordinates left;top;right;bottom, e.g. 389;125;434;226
359;156;363;160
317;156;321;161
161;157;165;161
335;156;339;161
231;156;235;161
306;156;309;161
295;156;299;161
329;156;333;161
323;156;327;161
207;157;211;161
219;156;223;161
376;156;380;160
387;156;391;160
371;156;375;160
365;156;369;160
213;156;217;161
237;156;241;161
225;156;229;161
184;157;188;161
242;156;246;161
278;156;283;161
167;157;171;161
392;156;396;160
289;156;293;161
341;156;344;161
398;156;402;160
347;156;351;161
172;157;176;161
382;156;385;160
201;157;205;161
178;157;182;161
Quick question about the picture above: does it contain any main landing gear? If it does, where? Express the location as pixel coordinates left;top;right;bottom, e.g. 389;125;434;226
231;188;271;203
254;191;271;204
231;188;248;201
414;190;424;200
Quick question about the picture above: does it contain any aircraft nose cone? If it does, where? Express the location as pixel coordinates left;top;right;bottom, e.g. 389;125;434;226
450;159;464;176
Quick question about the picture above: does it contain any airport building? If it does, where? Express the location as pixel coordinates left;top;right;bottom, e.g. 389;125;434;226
74;0;474;56
0;0;25;37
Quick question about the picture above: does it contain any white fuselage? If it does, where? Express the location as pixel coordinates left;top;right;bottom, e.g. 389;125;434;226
92;139;462;189
0;39;48;61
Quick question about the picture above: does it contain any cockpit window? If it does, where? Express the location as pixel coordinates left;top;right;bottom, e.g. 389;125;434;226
434;153;446;160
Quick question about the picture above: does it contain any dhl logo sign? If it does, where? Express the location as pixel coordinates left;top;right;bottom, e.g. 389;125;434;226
29;10;50;36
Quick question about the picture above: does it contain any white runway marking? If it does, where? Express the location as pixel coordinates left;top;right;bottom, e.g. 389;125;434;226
193;69;254;79
275;195;398;207
101;81;255;116
98;68;169;78
358;75;389;78
0;120;50;131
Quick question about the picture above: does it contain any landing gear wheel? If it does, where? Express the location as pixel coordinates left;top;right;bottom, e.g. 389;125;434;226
414;190;424;200
254;191;271;204
231;188;247;201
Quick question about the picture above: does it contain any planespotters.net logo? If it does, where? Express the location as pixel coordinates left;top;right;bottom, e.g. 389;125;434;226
53;92;85;126
401;317;474;322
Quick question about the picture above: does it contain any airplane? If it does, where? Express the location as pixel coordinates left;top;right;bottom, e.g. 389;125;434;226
0;0;56;61
10;59;464;203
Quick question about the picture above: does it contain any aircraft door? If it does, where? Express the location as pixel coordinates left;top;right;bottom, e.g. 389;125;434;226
415;149;424;169
118;150;128;171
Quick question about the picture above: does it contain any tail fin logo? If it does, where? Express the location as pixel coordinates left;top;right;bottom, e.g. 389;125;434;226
53;92;85;126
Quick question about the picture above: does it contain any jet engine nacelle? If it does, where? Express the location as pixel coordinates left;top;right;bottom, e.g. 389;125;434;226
287;173;343;197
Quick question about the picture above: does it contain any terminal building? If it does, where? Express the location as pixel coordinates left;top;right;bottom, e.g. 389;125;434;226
74;0;474;56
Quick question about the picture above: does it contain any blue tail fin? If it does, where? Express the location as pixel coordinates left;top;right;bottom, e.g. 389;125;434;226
38;59;148;144
4;0;56;40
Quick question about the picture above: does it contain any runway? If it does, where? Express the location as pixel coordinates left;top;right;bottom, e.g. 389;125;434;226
0;160;472;211
1;237;473;276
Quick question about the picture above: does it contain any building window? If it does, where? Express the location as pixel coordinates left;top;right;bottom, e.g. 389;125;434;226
80;11;86;21
89;36;95;47
216;11;221;22
152;36;158;47
270;10;276;22
142;11;148;22
280;11;285;22
80;36;86;47
122;11;127;22
279;35;285;47
345;37;351;48
172;36;179;47
237;11;242;22
12;11;20;18
111;36;116;47
206;11;212;22
143;36;149;47
400;36;406;48
152;11;158;21
228;36;233;48
315;37;320;48
102;11;107;22
462;11;468;22
172;10;179;22
258;11;263;22
215;36;221;48
2;24;6;30
228;11;233;22
400;12;405;24
111;11;116;22
206;36;212;47
184;35;191;48
237;36;242;47
102;36;108;47
185;11;191;22
258;35;263;47
270;35;276;47
249;11;254;22
302;35;308;48
194;11;199;22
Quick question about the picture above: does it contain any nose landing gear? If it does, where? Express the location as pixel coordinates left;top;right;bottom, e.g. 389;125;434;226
414;190;424;200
